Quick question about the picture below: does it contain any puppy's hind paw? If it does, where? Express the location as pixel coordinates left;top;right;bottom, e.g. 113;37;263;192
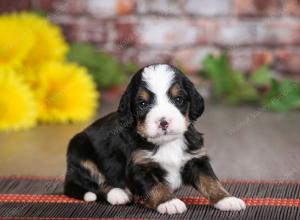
157;198;187;215
214;196;246;211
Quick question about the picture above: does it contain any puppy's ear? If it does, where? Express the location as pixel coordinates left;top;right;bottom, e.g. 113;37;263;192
117;72;141;127
183;77;204;121
117;86;133;127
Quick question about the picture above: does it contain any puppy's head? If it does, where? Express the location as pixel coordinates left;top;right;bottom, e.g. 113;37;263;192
118;64;204;144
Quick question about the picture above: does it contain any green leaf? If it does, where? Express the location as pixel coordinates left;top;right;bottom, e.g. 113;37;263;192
67;43;131;89
200;52;300;111
250;65;273;87
264;79;300;112
202;53;235;96
123;62;139;75
201;53;258;103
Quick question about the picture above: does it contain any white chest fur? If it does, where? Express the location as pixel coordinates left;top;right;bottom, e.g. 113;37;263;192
151;138;192;191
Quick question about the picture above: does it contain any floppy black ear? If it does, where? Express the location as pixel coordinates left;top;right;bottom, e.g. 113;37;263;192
183;77;205;121
117;86;134;127
117;71;142;127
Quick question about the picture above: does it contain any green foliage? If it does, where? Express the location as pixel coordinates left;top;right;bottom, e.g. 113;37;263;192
265;79;300;112
250;65;273;87
202;53;257;104
67;43;138;89
200;53;300;111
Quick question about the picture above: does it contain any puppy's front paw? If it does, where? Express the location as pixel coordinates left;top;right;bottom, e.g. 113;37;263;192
214;196;246;211
83;192;97;202
107;188;131;205
157;198;187;215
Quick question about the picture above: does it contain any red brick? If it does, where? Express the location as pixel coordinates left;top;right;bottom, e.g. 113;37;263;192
211;19;300;47
234;0;281;17
173;47;219;73
193;19;219;44
115;20;138;49
33;0;86;15
185;0;231;16
52;17;107;43
32;0;53;11
113;48;139;65
253;51;273;68
137;18;198;48
229;49;256;72
285;0;300;17
137;49;174;66
229;49;274;73
274;49;300;75
137;0;182;15
0;0;31;13
117;0;136;15
229;48;300;75
86;0;118;18
257;19;300;45
11;0;298;77
213;20;258;46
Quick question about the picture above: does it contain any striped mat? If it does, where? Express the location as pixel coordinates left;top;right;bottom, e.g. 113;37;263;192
0;177;299;220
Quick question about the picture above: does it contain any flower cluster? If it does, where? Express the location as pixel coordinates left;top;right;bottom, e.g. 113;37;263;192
0;13;99;132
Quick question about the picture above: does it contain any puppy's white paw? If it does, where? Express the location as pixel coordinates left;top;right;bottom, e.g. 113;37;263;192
84;192;97;202
157;198;187;215
107;188;131;205
214;197;246;211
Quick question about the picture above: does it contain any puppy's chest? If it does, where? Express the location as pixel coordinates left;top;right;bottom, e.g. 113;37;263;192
150;139;191;191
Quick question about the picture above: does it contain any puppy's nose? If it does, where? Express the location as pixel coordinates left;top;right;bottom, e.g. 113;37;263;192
159;118;169;130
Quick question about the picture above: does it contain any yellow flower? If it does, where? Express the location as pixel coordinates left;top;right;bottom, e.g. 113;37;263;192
0;69;37;131
15;65;39;89
19;13;68;68
35;62;99;123
0;15;34;69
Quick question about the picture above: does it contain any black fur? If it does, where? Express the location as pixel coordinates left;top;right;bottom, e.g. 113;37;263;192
64;64;219;207
182;156;218;188
184;124;204;152
170;65;205;121
117;72;141;127
133;83;155;124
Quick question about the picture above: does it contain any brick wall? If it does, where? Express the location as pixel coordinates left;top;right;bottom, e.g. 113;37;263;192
1;0;300;76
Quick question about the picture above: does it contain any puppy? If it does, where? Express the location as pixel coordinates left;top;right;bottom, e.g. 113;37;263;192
64;64;246;214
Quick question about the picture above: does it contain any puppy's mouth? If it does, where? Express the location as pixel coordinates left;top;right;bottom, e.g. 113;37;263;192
146;132;183;144
148;131;180;139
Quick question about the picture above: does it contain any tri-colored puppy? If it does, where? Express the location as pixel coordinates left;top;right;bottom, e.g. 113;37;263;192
64;64;246;214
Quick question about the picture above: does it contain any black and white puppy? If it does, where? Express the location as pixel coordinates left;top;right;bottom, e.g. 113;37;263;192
64;64;246;214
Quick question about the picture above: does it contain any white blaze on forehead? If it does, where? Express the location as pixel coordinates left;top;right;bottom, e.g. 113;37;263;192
142;64;174;99
141;64;187;144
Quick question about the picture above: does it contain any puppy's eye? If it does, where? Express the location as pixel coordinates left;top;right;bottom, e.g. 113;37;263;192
138;101;149;110
174;96;184;105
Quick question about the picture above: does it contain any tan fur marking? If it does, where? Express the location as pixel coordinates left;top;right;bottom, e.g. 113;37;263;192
80;160;118;199
131;152;173;208
143;183;173;209
197;176;229;203
100;183;113;195
137;121;147;137
170;83;182;97
136;88;151;137
137;88;150;102
132;150;152;165
80;160;105;185
189;147;207;157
